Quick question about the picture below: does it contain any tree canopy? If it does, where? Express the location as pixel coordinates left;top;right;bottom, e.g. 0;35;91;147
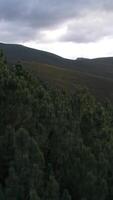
0;52;113;200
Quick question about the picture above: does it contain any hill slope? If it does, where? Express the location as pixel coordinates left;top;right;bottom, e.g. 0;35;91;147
1;48;113;200
0;42;113;100
1;42;113;79
0;42;71;67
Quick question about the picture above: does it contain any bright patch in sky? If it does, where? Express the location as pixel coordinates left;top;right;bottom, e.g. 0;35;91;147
41;26;68;42
23;37;113;59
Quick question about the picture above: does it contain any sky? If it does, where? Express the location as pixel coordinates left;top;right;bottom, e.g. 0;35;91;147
0;0;113;59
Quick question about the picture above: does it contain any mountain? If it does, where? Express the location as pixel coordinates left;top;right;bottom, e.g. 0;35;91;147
0;42;113;78
1;47;113;200
0;42;72;67
0;42;113;101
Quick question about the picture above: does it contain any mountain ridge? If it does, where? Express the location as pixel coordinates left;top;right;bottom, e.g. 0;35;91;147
1;42;113;101
1;42;113;80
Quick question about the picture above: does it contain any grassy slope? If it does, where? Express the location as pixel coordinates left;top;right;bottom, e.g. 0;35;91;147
1;43;113;78
23;62;113;101
1;43;113;101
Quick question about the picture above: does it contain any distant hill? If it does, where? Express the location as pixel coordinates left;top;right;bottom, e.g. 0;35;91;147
0;42;72;67
0;43;113;78
0;42;113;101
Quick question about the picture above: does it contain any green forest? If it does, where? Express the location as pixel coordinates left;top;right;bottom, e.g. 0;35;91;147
1;50;113;200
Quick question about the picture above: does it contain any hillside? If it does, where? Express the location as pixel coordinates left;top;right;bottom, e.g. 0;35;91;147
0;43;70;67
1;53;113;200
23;62;113;101
0;42;113;101
1;43;113;79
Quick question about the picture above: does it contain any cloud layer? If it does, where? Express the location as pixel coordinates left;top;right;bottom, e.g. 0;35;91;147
0;0;113;44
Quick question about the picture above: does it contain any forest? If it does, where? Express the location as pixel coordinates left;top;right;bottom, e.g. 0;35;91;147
1;50;113;200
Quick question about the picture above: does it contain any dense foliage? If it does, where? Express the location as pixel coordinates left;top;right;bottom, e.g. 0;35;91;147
0;51;113;200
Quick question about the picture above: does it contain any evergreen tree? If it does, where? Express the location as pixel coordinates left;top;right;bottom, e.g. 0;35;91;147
44;175;59;200
61;189;71;200
5;166;19;200
0;185;5;200
30;189;41;200
1;52;113;200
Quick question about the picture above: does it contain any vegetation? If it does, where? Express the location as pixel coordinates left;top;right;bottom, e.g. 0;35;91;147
1;43;113;101
23;61;113;101
1;51;113;200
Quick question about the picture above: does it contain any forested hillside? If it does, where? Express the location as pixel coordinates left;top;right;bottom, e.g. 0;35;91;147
1;43;113;101
1;51;113;200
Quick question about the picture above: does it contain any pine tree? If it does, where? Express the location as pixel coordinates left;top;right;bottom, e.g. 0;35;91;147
30;189;41;200
44;175;59;200
0;185;5;200
5;166;19;200
61;189;71;200
0;49;7;67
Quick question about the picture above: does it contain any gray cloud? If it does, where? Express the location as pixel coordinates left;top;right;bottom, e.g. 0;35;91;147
0;0;83;27
60;11;113;43
0;0;113;43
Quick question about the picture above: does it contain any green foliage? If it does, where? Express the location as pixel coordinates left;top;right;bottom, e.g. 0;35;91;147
30;189;41;200
1;52;113;200
0;185;5;200
61;189;71;200
5;166;19;200
44;175;59;200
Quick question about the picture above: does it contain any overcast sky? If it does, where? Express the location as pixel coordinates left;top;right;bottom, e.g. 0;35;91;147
0;0;113;59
